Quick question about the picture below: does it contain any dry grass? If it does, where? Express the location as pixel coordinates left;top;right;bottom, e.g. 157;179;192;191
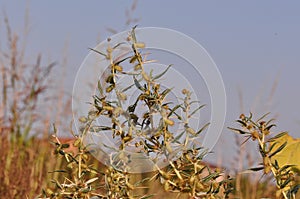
0;136;52;198
0;13;71;199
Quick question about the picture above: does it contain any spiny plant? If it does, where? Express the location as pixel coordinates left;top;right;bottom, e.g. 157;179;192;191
229;113;300;199
40;27;233;199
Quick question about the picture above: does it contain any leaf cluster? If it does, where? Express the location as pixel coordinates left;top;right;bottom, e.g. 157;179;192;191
229;113;300;199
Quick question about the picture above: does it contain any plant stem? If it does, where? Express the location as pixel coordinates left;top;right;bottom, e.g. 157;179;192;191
257;137;288;199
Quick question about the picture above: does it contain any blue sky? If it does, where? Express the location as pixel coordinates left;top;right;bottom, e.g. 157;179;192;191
1;1;300;166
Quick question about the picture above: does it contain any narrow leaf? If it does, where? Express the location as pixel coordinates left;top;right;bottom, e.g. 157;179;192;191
236;119;247;127
269;141;287;158
228;127;249;135
196;123;210;135
88;47;107;57
189;104;205;118
133;75;144;91
256;112;271;122
267;132;288;142
152;64;172;80
248;166;265;171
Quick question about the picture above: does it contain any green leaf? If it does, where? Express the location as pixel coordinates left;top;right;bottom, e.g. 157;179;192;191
53;124;57;135
266;124;276;131
152;64;172;80
90;126;112;132
265;118;276;126
88;47;107;57
133;75;145;91
202;172;221;183
256;112;271;122
189;104;205;118
172;131;185;143
267;132;288;142
288;184;300;197
113;55;131;65
268;142;278;154
196;123;210;135
279;164;295;173
248;166;265;171
280;178;292;189
268;141;287;158
97;80;104;96
167;104;181;117
236;119;248;127
134;177;150;186
228;127;249;135
273;159;280;170
131;25;138;43
112;42;125;49
160;88;172;100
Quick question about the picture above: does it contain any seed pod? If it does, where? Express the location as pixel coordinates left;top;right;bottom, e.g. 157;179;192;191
166;142;173;153
119;92;127;101
123;136;132;143
263;157;271;174
46;188;54;195
189;175;195;184
196;181;204;190
263;130;270;136
67;162;74;169
251;130;260;140
106;84;115;93
88;110;98;118
103;106;114;111
164;118;174;126
78;116;88;123
106;75;114;84
164;131;173;140
82;154;89;161
106;176;112;183
239;113;245;120
114;65;123;72
126;182;135;190
129;55;138;63
134;64;141;70
138;95;145;100
186;127;196;135
134;42;145;48
115;130;121;136
247;123;253;130
81;163;87;169
162;104;169;110
113;107;123;116
73;138;81;147
182;89;189;95
164;181;170;191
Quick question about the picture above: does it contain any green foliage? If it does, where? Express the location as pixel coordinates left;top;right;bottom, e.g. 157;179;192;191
40;27;233;199
230;113;300;199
